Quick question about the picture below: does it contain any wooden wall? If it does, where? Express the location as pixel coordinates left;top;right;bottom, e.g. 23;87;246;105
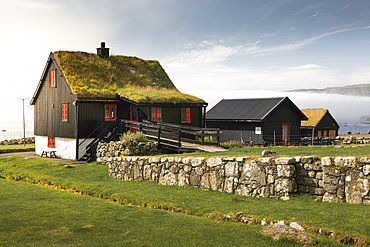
34;60;77;138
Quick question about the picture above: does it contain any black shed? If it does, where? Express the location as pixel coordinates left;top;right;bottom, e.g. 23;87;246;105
206;97;307;145
300;108;339;138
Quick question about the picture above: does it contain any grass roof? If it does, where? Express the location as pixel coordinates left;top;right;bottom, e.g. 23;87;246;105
53;51;205;103
301;108;328;127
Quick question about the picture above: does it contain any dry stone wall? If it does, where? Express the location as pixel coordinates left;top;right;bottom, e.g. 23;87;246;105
98;155;370;204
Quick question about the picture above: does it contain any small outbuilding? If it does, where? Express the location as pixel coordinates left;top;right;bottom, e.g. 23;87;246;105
300;108;339;138
206;97;307;145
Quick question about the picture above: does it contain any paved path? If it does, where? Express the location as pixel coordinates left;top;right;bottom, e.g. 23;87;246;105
0;151;87;164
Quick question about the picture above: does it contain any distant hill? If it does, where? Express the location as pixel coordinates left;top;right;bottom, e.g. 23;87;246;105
286;84;370;97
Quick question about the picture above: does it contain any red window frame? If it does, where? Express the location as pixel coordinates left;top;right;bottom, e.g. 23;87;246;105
151;107;162;122
329;130;336;137
105;104;117;121
48;137;55;148
318;131;322;137
61;104;68;122
50;70;56;87
181;107;191;123
323;130;327;138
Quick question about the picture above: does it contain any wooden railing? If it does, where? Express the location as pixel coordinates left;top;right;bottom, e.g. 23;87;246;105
120;119;220;150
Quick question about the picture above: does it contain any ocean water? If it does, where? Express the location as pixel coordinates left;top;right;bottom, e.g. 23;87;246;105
0;124;34;141
337;121;370;135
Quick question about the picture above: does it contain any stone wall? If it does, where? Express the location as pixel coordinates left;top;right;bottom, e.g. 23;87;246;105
98;155;370;204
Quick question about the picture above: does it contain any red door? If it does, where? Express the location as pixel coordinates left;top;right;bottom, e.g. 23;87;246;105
130;105;138;133
282;124;290;145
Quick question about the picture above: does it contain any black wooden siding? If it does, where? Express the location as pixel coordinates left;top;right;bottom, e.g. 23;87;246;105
262;100;303;144
34;61;77;138
77;100;130;138
207;99;304;145
301;112;339;137
139;105;203;127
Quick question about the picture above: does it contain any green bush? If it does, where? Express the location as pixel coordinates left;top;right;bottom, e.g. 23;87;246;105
120;131;147;143
220;141;244;149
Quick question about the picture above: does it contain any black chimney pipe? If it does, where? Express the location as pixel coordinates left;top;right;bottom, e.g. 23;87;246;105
97;42;110;58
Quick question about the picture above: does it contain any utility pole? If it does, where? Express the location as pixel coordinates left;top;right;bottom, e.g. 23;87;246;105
17;98;29;146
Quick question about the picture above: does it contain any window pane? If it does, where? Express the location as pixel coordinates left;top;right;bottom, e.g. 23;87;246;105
111;105;116;120
105;105;110;120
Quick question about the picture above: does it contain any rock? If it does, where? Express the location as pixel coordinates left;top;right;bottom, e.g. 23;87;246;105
345;170;370;204
191;157;205;167
261;218;267;226
275;157;296;165
261;224;311;244
277;165;295;178
334;157;357;168
290;222;305;231
261;150;276;157
363;165;370;176
206;157;222;167
321;157;333;166
275;178;297;194
240;160;266;185
322;192;339;202
200;173;211;190
225;162;238;177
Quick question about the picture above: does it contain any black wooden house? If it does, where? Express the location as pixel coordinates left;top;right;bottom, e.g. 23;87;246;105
30;43;207;160
206;97;307;145
300;108;339;138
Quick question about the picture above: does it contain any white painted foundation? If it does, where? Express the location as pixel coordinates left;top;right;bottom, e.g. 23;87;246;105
35;136;94;160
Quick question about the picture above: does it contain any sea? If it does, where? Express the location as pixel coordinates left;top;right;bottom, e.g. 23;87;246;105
337;120;370;135
0;123;34;141
0;120;369;141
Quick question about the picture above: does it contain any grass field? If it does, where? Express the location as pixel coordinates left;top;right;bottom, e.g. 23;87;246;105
0;156;369;246
171;144;370;158
0;144;35;150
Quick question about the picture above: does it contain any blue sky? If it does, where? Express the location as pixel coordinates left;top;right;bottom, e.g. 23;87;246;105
1;0;370;124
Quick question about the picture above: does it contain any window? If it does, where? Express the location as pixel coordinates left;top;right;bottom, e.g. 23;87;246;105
48;137;55;148
255;127;262;135
318;131;322;137
50;70;56;87
61;104;68;122
329;130;336;137
181;107;191;123
323;130;327;138
129;67;136;74
151;107;162;122
105;104;117;121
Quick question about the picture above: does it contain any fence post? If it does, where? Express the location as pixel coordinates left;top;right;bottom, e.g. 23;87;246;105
178;130;181;150
312;128;314;146
158;126;161;146
217;130;220;147
139;123;143;132
274;130;276;146
202;130;204;143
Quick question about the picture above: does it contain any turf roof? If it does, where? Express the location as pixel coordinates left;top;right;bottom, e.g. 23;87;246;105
300;108;328;127
53;51;205;104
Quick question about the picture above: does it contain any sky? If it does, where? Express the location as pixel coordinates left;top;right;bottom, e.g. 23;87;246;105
1;0;370;125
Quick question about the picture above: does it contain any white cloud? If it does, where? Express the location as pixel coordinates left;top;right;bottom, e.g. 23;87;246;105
163;25;370;65
163;45;238;64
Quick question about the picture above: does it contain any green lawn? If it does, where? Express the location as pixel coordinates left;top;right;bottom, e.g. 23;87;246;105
0;144;35;150
0;157;368;246
172;144;370;158
2;179;301;247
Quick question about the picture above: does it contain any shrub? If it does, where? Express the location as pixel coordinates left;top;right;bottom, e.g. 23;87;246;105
220;141;244;149
120;131;147;143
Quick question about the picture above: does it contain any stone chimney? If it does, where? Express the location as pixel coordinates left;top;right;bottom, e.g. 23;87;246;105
97;42;110;59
